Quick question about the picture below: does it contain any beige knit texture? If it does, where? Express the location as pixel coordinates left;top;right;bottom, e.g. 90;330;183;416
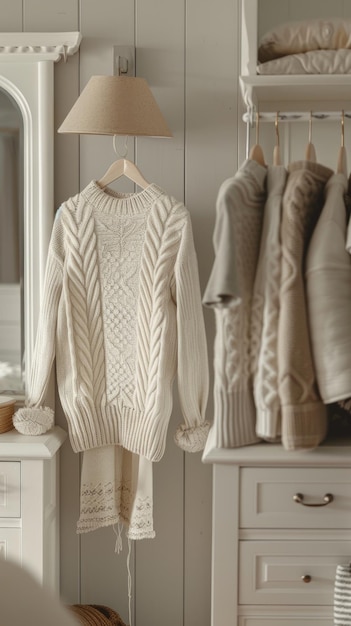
278;161;333;450
251;165;287;441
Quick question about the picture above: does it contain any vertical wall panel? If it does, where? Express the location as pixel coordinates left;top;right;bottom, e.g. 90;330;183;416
0;0;22;30
23;0;78;31
184;1;238;624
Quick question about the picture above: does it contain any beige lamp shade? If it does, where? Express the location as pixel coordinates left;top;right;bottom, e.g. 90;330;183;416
58;75;172;137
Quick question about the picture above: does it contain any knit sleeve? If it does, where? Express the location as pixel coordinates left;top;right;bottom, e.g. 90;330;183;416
172;213;210;453
202;177;240;307
13;217;63;436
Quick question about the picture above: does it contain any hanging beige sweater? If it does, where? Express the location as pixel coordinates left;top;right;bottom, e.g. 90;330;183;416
278;160;333;451
251;165;287;441
305;172;351;404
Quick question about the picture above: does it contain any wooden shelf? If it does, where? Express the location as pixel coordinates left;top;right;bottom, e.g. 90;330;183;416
240;74;351;113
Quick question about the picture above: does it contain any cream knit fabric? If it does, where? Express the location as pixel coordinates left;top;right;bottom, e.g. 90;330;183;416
203;159;266;448
251;165;287;441
278;160;333;450
77;445;154;540
15;181;209;460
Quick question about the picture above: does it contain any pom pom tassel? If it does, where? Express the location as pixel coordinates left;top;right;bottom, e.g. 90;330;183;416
13;406;54;436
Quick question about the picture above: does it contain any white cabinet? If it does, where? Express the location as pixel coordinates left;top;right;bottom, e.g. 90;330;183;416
0;426;66;591
203;432;351;625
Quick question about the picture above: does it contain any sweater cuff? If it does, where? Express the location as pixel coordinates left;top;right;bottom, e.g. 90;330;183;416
174;421;211;453
13;406;54;436
281;401;327;451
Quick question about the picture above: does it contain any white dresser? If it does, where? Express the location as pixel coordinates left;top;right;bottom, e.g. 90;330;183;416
0;425;66;592
203;429;351;625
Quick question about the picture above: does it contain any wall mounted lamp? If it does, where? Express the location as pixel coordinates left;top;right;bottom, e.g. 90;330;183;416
57;73;173;138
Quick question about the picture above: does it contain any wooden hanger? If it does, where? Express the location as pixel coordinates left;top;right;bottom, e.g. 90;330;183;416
249;111;266;166
336;110;348;176
305;111;317;162
98;158;150;189
273;112;281;165
97;136;150;189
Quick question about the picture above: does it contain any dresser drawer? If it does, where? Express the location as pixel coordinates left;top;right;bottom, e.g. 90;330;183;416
239;540;351;605
0;462;20;518
240;468;351;528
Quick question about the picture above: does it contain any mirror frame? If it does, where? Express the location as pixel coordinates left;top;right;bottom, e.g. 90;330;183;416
0;32;81;402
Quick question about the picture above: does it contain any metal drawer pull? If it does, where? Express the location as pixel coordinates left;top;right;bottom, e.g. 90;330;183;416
301;575;311;583
293;492;334;507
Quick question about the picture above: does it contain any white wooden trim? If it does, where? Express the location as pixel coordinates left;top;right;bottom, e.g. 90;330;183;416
0;32;81;61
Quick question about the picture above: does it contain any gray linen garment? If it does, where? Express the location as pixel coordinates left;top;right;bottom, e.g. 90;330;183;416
203;158;266;448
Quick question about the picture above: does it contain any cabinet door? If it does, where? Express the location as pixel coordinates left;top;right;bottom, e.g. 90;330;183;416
239;540;351;605
0;528;21;561
240;467;351;528
0;462;20;517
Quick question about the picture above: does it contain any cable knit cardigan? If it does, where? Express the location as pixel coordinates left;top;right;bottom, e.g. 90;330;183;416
14;181;210;460
251;165;287;441
278;160;333;451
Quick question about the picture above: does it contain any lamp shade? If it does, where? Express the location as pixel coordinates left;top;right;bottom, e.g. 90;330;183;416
58;75;172;137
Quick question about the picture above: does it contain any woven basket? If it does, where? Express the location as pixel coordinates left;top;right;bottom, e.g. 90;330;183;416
0;396;15;434
69;604;127;626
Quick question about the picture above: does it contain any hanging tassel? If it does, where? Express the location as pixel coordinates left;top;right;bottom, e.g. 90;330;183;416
127;538;133;626
113;523;123;554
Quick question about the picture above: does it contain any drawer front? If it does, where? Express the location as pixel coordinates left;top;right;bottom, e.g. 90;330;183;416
0;462;20;518
239;540;351;605
240;467;351;528
0;528;21;561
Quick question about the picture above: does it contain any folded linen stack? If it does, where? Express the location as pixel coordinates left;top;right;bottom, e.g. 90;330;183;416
257;18;351;75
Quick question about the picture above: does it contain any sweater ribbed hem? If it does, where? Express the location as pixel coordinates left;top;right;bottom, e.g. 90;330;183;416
281;401;327;451
67;403;175;461
214;387;260;448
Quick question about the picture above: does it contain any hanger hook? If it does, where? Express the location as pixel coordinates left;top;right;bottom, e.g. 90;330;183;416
275;111;280;147
341;110;345;148
309;111;313;144
256;111;260;145
113;135;128;158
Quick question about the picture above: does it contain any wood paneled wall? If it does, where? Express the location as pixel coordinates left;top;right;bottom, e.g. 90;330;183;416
0;1;240;624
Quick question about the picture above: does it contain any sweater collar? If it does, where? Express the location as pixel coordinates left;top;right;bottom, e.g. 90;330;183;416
81;180;165;215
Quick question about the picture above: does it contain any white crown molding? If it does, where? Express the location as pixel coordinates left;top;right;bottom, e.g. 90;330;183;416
0;32;81;62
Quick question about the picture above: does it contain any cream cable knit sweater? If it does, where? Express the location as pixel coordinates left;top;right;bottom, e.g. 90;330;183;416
251;165;287;441
15;182;210;460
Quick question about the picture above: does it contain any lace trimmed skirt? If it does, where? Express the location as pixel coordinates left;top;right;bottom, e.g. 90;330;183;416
77;445;155;541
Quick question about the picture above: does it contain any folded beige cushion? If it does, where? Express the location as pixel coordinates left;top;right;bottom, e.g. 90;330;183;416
258;18;351;63
257;48;351;74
